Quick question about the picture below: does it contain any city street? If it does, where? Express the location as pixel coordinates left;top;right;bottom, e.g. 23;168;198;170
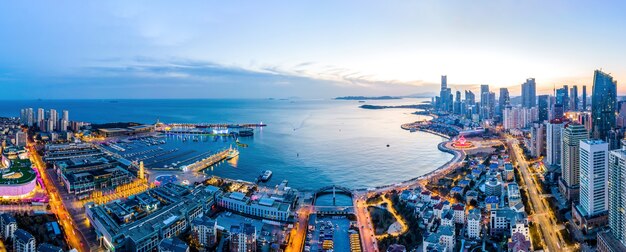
28;143;92;252
506;136;574;252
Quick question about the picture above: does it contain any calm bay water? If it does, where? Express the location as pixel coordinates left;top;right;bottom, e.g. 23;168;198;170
0;99;452;191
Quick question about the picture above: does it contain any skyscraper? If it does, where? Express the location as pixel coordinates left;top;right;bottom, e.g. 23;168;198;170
559;123;588;202
582;86;587;111
578;140;608;216
537;95;549;122
465;90;475;105
546;119;565;167
556;87;568;106
521;78;536;108
37;108;44;130
591;70;617;141
453;91;462;115
570;85;578;111
480;85;491;120
49;109;58;132
601;141;626;249
437;75;453;112
563;84;570;111
498;88;509;119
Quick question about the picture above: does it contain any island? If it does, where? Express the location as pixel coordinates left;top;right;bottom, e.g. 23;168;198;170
359;103;433;110
334;96;402;100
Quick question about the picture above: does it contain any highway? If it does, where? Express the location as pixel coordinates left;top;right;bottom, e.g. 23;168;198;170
505;136;574;252
28;143;91;252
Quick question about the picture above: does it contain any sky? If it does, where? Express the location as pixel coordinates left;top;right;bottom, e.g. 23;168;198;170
0;0;625;99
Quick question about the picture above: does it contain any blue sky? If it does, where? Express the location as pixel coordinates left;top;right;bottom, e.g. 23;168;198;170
1;1;625;99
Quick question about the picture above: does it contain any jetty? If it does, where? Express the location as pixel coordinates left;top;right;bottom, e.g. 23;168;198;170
186;148;238;172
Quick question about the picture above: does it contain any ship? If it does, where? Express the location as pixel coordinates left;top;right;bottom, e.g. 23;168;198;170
226;148;239;159
259;170;272;182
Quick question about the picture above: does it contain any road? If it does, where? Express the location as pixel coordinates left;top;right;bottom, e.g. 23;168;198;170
285;205;312;252
28;143;91;252
354;193;378;252
505;136;573;252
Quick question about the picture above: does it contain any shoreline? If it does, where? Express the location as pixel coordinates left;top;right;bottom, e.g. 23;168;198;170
352;125;463;192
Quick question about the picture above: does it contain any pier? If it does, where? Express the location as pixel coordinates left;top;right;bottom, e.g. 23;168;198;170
161;123;266;128
186;148;238;172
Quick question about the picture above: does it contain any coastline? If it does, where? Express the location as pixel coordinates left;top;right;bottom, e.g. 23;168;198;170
353;121;463;192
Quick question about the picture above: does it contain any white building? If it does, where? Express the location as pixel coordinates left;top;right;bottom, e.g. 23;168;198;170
0;213;17;241
579;140;608;216
423;226;455;252
546;119;565;167
485;177;502;197
217;192;291;222
510;219;530;241
467;209;481;239
15;131;27;147
13;229;35;252
191;216;217;248
452;203;465;224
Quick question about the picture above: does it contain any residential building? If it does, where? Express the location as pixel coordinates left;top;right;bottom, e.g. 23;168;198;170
559;123;588;202
600;141;626;249
13;229;36;252
467;209;481;239
546;119;565;167
230;223;257;252
573;140;609;233
191;216;218;248
0;213;17;241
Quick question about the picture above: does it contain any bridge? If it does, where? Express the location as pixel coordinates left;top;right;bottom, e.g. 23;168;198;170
313;185;353;206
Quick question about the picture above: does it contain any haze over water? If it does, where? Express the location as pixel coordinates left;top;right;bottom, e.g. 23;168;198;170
0;98;452;190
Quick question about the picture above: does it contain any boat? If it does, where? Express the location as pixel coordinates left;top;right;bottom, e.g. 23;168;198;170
259;170;272;182
226;148;239;159
236;139;249;147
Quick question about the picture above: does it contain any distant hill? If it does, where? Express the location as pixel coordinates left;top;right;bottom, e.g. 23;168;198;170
334;96;402;100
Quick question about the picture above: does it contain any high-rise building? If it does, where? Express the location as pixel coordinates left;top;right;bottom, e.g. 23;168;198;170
551;104;564;120
15;131;27;148
480;85;491;120
602;141;626;249
521;78;536;108
546;119;565;167
498;88;510;119
579;140;608;216
438;75;453;112
582;86;587;111
37;108;44;130
453;91;462;115
530;123;546;158
49;109;58;132
465;90;475;106
62;110;69;122
503;106;538;130
537;95;549;122
570;85;579;111
592;70;617;141
559;124;588;202
556;87;568;107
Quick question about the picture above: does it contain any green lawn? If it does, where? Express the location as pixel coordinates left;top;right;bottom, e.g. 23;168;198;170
0;159;36;185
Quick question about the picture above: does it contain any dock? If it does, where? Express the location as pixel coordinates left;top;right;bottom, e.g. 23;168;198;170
186;148;238;172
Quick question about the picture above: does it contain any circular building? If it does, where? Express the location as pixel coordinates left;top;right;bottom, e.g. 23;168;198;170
0;159;37;197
